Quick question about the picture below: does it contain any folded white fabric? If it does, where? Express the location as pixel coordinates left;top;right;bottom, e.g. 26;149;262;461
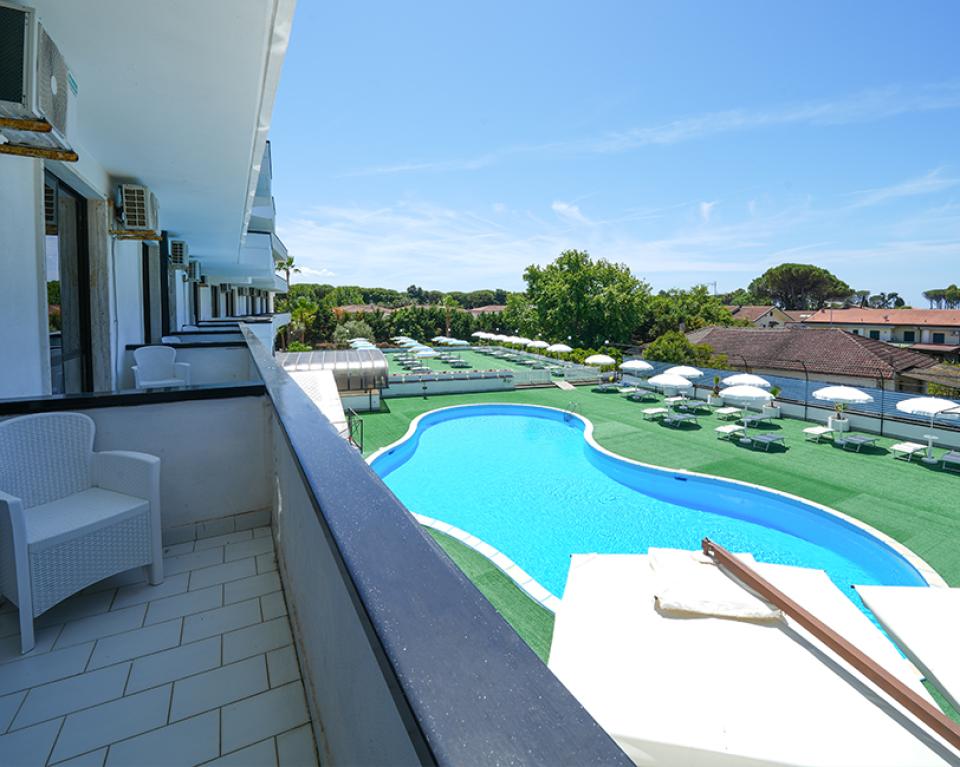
649;548;784;623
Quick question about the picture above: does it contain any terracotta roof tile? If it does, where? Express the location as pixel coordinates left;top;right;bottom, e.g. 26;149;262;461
802;308;960;327
685;327;935;378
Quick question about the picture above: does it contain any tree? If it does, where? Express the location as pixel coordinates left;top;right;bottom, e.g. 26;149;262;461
638;285;743;342
333;319;374;348
748;264;852;310
644;330;727;367
275;255;300;289
289;297;319;345
524;250;650;347
502;293;538;337
440;295;459;336
718;287;761;306
923;285;960;309
866;292;905;309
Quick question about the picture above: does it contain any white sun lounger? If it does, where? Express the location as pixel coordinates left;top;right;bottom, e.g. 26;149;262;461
837;434;879;452
663;412;698;428
857;585;960;714
748;434;785;451
891;442;927;461
942;451;960;472
714;406;742;420
642;407;668;421
715;424;745;441
803;425;834;443
549;552;953;766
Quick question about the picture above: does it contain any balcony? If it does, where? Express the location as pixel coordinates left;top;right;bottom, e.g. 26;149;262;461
0;327;628;766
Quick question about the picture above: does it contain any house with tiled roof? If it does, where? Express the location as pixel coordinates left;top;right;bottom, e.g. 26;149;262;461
724;305;795;328
797;308;960;361
686;326;936;391
468;304;507;316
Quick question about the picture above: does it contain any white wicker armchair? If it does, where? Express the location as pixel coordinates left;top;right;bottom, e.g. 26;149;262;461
0;413;163;653
132;345;191;389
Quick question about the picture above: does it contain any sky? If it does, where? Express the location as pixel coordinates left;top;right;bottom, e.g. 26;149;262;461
269;1;960;305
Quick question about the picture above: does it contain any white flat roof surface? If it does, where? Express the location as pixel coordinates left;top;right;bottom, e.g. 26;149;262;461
857;585;960;714
548;552;958;767
288;370;348;437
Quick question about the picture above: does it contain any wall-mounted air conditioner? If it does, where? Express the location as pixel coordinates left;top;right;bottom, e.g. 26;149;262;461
169;240;188;267
117;184;159;232
219;283;230;292
0;1;76;156
186;260;200;282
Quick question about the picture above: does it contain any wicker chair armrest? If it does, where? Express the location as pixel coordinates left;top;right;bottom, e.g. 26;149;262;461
0;490;29;608
174;362;191;385
92;451;160;501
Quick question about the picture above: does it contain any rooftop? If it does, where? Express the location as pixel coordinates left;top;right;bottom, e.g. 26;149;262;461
723;305;779;322
802;308;960;327
686;326;935;378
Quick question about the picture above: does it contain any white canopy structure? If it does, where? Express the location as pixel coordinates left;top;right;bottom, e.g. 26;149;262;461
549;551;956;767
471;331;486;338
663;365;703;379
584;354;616;367
648;373;693;390
431;336;448;343
812;385;874;406
722;373;771;388
621;360;654;374
527;340;550;349
546;343;573;354
415;349;438;358
896;397;960;426
720;384;774;405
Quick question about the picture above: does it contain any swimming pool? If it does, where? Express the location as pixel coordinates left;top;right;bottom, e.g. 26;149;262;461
371;404;930;612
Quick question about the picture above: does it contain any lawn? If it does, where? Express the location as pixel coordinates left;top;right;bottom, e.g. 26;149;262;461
363;385;960;666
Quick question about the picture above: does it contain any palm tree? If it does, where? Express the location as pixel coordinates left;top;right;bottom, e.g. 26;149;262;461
275;256;300;290
290;297;318;345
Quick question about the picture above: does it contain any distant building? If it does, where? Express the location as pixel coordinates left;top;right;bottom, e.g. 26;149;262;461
724;305;795;328
685;326;935;391
796;308;960;361
468;304;507;316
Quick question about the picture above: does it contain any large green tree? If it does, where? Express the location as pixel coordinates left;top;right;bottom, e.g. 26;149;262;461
333;319;375;347
644;331;727;368
523;250;650;347
748;264;852;310
638;285;742;342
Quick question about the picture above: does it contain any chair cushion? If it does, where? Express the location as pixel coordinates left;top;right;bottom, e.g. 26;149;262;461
25;487;149;549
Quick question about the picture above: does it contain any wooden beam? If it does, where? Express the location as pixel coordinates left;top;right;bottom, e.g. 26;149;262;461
0;143;78;162
0;116;52;132
701;537;960;751
108;230;161;241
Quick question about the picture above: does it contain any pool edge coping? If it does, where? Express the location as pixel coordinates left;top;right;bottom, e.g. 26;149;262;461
368;402;948;590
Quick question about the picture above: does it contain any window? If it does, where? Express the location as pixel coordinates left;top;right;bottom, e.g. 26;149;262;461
902;331;915;343
933;332;945;344
851;329;859;335
869;330;880;340
44;174;93;394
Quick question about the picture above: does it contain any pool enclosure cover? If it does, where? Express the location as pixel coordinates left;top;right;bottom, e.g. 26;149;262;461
277;349;388;392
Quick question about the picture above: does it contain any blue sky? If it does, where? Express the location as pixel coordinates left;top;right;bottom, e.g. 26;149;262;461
269;1;960;304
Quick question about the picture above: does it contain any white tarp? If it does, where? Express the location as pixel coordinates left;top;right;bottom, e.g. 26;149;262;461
857;585;960;713
548;551;958;766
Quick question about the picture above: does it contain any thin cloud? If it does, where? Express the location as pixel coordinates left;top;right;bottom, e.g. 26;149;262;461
552;201;591;225
342;80;960;176
848;168;959;209
699;201;718;223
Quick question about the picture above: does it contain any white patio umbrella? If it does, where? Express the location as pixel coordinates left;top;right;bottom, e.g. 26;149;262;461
401;340;420;347
648;373;693;391
812;385;873;406
546;343;573;359
895;396;960;426
720;385;774;443
447;339;470;346
348;337;369;343
663;365;703;379
621;359;654;374
584;354;615;366
526;339;549;349
722;373;771;388
415;349;438;357
431;335;448;342
471;331;485;338
391;336;409;341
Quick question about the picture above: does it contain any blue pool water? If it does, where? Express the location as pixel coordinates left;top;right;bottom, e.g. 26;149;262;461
372;405;928;610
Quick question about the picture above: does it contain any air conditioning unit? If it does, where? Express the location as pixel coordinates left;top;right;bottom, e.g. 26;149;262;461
186;260;200;282
169;240;188;267
0;2;74;147
118;184;159;232
219;283;230;292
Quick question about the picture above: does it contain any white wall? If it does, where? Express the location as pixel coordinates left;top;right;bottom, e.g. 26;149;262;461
112;240;145;386
0;157;50;398
198;286;212;321
174;270;190;330
120;345;259;390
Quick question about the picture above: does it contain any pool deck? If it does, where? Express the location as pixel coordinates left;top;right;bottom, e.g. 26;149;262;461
364;387;960;588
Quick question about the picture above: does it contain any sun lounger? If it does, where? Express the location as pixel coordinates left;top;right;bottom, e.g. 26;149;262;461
664;395;688;409
803;426;834;443
663;412;698;428
942;451;960;472
748;434;785;451
715;424;745;441
593;383;620;393
714;406;743;421
890;442;926;462
836;434;879;452
642;407;668;421
743;414;772;427
627;391;658;402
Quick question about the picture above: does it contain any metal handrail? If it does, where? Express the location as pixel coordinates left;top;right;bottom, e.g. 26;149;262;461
346;408;363;452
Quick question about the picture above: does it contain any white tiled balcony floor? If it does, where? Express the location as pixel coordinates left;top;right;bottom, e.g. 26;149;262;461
0;527;318;767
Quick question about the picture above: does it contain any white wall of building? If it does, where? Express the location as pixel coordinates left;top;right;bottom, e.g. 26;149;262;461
0;157;50;398
112;240;145;386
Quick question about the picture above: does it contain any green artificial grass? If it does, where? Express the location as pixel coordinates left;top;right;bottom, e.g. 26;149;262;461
425;528;554;663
